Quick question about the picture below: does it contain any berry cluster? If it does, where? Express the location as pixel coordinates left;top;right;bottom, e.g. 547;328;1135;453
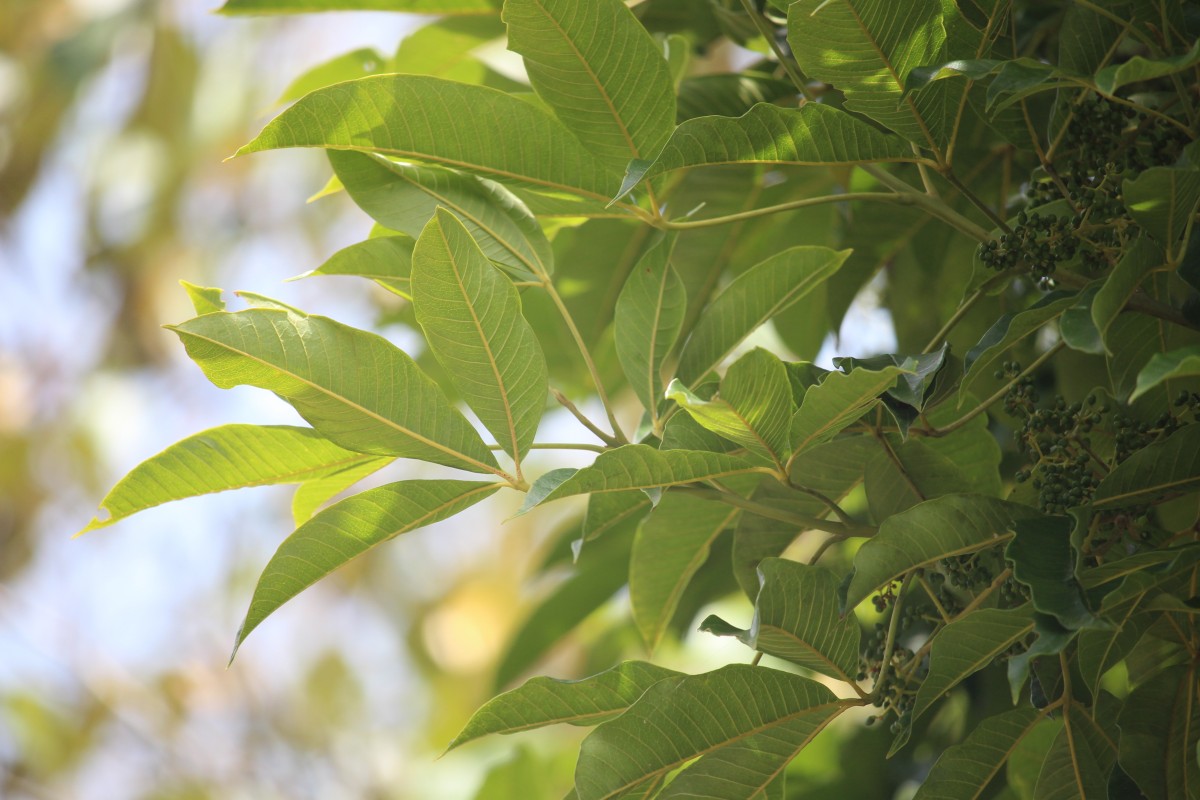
978;93;1189;283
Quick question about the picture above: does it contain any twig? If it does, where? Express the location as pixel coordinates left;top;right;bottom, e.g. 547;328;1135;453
552;388;622;447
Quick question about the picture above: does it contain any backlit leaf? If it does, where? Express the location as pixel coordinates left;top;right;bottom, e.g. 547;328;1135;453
1092;424;1200;510
613;234;685;417
411;209;548;464
80;425;389;535
234;479;501;654
168;309;502;475
789;366;906;458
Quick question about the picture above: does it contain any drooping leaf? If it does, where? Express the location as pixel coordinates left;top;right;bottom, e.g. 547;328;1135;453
295;235;414;297
1129;345;1200;403
236;75;619;206
219;0;500;12
787;0;960;149
1092;424;1200;510
789;366;907;458
613;234;686;418
618;103;919;199
329;150;552;279
845;495;1042;611
80;425;389;535
524;445;764;511
1059;283;1105;355
910;608;1034;725
1095;38;1200;95
449;661;683;751
702;559;861;683
411;209;548;464
167;309;502;475
1117;664;1200;800
234;479;501;654
573;665;845;800
667;348;795;467
504;0;676;175
675;246;851;386
912;708;1045;800
1005;515;1094;630
630;493;739;650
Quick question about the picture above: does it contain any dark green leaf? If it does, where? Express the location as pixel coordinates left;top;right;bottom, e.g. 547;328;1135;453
1005;515;1095;630
1129;345;1200;403
1092;424;1200;509
614;234;685;419
912;708;1045;800
1117;664;1200;800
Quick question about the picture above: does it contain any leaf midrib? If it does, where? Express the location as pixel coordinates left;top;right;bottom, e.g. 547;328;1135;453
170;320;506;478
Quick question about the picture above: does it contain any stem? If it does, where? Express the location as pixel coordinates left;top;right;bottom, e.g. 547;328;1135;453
871;572;913;704
861;165;992;241
917;575;952;623
660;192;921;230
1053;270;1200;332
941;169;1011;233
680;487;874;538
919;342;1066;437
923;270;1014;352
806;533;847;566
544;281;628;444
786;479;857;526
740;0;815;101
552;388;622;447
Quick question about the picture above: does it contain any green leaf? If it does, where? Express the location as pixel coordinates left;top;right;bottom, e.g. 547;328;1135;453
911;608;1034;725
912;708;1045;800
702;559;861;683
789;366;907;457
630;493;740;650
1123;163;1200;251
675;246;850;386
391;16;512;86
167;309;502;475
961;292;1077;403
1091;236;1164;350
236;75;619;205
1005;516;1094;630
573;665;844;800
583;491;652;543
234;479;500;655
411;209;548;464
1059;283;1105;355
787;0;957;149
526;445;763;509
218;0;499;13
329;150;552;279
845;495;1042;611
449;661;682;750
180;280;225;315
1032;710;1115;799
1092;424;1200;509
290;458;390;525
613;234;686;417
1076;612;1154;696
503;0;675;174
80;425;389;535
667;348;795;467
1095;38;1200;95
294;235;414;298
276;48;387;105
1130;345;1200;403
675;74;796;122
1117;664;1200;800
864;436;980;522
471;748;556;800
619;103;919;199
